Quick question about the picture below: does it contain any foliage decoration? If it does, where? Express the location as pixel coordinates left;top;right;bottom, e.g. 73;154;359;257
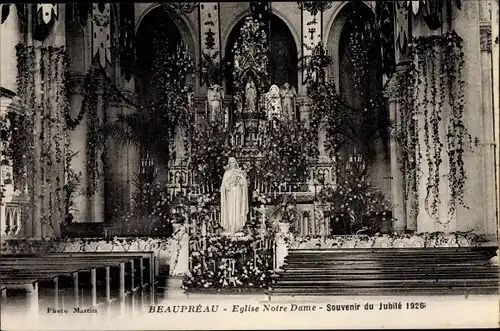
183;235;275;290
14;43;69;237
231;16;269;98
288;230;488;250
303;43;389;165
63;149;82;224
201;51;225;87
102;36;195;169
269;194;300;230
318;157;393;235
387;63;419;220
189;120;241;186
412;30;470;221
258;119;314;188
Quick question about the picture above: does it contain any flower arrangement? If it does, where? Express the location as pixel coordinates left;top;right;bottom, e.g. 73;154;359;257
269;194;300;224
182;235;275;290
318;157;393;235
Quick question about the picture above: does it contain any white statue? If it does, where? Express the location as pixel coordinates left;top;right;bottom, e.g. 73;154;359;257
207;85;224;122
266;84;282;120
245;77;257;112
220;157;249;234
280;83;297;121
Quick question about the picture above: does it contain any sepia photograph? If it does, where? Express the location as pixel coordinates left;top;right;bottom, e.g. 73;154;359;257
0;1;499;330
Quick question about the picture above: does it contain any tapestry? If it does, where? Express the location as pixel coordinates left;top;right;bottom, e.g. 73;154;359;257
92;3;112;68
301;5;322;84
199;2;221;86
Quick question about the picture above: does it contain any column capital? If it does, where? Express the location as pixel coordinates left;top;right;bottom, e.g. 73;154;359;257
0;95;21;118
480;25;492;53
383;61;413;102
67;72;88;95
105;87;137;108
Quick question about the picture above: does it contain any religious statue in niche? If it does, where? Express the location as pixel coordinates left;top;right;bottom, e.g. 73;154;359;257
280;83;297;121
207;84;224;122
245;75;257;112
220;157;249;235
265;84;282;121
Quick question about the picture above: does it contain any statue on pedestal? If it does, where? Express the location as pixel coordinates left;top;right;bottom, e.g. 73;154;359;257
220;157;249;234
266;84;282;120
245;76;257;112
207;84;224;122
280;83;297;121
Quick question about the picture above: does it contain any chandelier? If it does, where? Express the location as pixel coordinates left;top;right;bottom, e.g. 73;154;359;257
160;2;198;15
297;1;333;16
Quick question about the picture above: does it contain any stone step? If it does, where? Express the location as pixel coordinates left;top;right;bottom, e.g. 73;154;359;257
283;261;491;267
270;247;499;296
280;265;497;272
268;286;499;296
275;272;498;280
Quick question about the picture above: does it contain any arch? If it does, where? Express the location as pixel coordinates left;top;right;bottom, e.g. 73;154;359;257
221;7;301;62
324;1;375;88
135;3;198;68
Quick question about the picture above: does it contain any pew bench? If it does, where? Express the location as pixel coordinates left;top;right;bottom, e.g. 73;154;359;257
0;252;156;316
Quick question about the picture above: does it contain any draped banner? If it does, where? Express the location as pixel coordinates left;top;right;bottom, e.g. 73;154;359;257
396;2;410;53
199;2;221;86
120;3;135;81
301;5;323;84
33;3;58;40
92;3;112;68
37;3;58;24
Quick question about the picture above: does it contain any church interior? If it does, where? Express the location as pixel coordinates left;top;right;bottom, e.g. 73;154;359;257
0;1;499;326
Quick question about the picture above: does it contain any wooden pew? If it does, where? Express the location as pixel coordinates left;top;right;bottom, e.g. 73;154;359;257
0;252;156;316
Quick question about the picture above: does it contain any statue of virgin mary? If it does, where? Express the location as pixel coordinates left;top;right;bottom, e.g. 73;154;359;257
220;157;249;234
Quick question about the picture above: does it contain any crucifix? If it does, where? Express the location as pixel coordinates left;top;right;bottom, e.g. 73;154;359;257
205;29;215;49
308;27;316;41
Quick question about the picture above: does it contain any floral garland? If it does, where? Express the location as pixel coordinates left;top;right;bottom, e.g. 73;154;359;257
1;236;174;255
287;231;489;249
14;43;68;237
412;31;469;220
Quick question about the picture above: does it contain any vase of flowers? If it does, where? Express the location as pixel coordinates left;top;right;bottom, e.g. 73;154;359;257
270;194;299;235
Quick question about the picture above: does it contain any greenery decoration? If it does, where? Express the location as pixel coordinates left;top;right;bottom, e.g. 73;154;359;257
201;51;225;87
388;63;419;219
412;30;470;221
288;230;488;250
269;194;300;236
14;43;68;237
318;157;393;235
102;36;195;169
183;235;275;289
231;16;269;97
63;149;82;224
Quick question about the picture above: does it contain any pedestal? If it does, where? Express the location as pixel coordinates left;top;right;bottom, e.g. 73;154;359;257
275;222;290;271
170;224;190;276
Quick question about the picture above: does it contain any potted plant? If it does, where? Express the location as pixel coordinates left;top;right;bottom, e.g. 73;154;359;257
270;194;300;234
169;192;193;233
318;157;393;235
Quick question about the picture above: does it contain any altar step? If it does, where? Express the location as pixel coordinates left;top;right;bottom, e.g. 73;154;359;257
268;247;499;296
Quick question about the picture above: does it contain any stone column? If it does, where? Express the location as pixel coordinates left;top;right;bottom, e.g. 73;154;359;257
67;73;89;222
384;66;407;233
89;78;105;223
105;86;139;221
492;0;500;239
415;48;455;233
479;21;497;236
